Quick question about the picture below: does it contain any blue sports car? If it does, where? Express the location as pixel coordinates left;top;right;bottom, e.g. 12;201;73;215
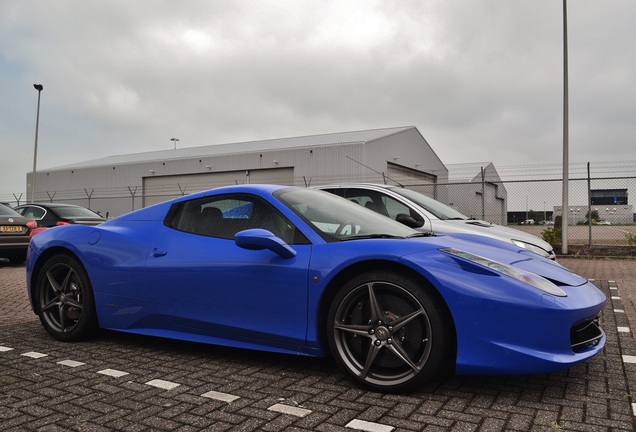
26;185;606;392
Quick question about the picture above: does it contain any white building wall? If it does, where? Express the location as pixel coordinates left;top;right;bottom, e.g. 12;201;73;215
554;205;633;225
26;127;450;218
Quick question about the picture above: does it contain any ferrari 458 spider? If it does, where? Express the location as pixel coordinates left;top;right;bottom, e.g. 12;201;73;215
26;185;606;392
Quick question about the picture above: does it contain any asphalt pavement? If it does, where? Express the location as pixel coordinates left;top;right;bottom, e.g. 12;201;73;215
1;257;635;431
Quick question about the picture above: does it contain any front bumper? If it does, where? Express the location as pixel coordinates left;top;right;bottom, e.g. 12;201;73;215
449;278;607;375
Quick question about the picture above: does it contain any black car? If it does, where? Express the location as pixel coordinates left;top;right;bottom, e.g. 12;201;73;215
0;203;37;264
14;203;107;227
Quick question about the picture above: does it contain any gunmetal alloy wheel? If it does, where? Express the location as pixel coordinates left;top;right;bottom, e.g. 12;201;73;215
327;271;451;392
36;255;98;341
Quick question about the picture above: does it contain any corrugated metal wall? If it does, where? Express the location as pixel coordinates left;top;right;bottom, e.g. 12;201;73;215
27;128;455;217
142;167;294;207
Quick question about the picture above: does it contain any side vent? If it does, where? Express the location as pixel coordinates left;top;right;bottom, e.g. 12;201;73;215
570;318;603;353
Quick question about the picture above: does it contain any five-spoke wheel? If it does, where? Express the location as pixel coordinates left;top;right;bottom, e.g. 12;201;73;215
327;271;452;392
36;255;98;341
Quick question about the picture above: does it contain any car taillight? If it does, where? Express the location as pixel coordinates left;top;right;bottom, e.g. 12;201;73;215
56;221;71;226
30;227;47;239
26;221;38;229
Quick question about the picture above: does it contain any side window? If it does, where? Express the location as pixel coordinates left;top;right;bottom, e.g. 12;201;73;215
170;194;301;244
342;189;389;217
19;206;45;220
381;196;412;220
340;189;423;226
380;195;425;227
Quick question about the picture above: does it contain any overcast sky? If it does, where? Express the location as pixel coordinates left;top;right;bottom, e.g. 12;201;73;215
1;0;634;201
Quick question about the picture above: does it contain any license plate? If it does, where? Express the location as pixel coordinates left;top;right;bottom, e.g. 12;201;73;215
1;226;23;233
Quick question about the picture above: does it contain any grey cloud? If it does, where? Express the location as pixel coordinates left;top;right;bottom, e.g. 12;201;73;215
1;0;634;200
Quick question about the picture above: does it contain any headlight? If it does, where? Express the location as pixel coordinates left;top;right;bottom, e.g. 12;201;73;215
511;240;551;258
440;248;567;297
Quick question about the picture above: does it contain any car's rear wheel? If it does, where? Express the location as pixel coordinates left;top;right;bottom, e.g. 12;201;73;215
35;254;98;341
8;254;26;264
327;271;452;392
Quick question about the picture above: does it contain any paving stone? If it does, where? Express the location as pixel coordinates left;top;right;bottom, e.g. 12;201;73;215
2;261;636;431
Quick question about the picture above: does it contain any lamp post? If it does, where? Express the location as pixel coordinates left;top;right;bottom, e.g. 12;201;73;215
171;137;180;150
561;0;569;253
31;84;43;203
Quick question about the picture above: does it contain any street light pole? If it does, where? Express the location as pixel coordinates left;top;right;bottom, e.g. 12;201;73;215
561;0;569;254
171;137;180;150
32;84;43;203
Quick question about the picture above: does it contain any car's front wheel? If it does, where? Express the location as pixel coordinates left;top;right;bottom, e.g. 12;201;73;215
35;254;98;341
327;271;453;392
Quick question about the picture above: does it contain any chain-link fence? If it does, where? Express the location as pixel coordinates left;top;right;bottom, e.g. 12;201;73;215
3;162;636;247
407;176;636;248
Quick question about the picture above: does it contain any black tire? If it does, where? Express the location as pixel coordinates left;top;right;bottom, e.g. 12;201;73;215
8;254;26;264
327;271;452;392
35;254;99;341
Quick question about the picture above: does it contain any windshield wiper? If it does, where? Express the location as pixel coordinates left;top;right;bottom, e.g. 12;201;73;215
406;232;434;238
340;234;404;241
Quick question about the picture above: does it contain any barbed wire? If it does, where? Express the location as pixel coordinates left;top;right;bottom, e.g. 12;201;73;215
3;160;636;207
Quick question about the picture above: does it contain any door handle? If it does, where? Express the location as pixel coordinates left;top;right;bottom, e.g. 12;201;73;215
153;248;167;257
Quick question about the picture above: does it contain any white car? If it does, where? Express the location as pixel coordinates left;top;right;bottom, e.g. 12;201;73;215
316;184;556;260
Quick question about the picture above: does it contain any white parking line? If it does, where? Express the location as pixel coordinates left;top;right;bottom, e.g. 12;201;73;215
617;327;631;333
623;355;636;364
201;390;240;403
57;359;86;367
268;403;312;417
145;379;180;390
98;369;129;378
614;309;625;313
611;296;621;300
21;351;48;359
346;419;394;432
0;346;14;352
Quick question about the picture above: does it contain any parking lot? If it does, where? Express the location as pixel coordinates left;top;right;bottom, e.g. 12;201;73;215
514;225;636;246
1;258;635;431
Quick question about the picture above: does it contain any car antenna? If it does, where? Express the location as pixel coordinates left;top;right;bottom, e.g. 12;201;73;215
345;156;405;187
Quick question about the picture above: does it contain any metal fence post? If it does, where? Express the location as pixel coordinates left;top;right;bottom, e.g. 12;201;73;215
481;167;486;220
587;162;592;248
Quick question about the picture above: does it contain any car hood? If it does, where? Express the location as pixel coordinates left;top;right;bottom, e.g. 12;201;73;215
420;235;585;287
430;219;553;251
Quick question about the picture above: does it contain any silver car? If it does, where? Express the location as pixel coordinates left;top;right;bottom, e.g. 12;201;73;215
317;184;556;260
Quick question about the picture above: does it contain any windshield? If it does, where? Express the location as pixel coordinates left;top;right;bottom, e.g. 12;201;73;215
0;204;21;217
52;206;102;218
276;188;417;241
390;187;468;220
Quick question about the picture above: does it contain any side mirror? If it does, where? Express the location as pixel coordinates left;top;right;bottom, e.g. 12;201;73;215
396;213;424;228
234;228;297;259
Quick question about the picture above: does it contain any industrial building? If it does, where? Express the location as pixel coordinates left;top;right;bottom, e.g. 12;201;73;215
27;126;506;220
446;162;508;225
554;189;633;225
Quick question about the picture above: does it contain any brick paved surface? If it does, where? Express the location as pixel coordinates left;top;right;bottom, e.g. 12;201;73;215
1;258;635;431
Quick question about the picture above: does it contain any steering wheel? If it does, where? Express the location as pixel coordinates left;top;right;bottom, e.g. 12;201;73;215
335;221;357;236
